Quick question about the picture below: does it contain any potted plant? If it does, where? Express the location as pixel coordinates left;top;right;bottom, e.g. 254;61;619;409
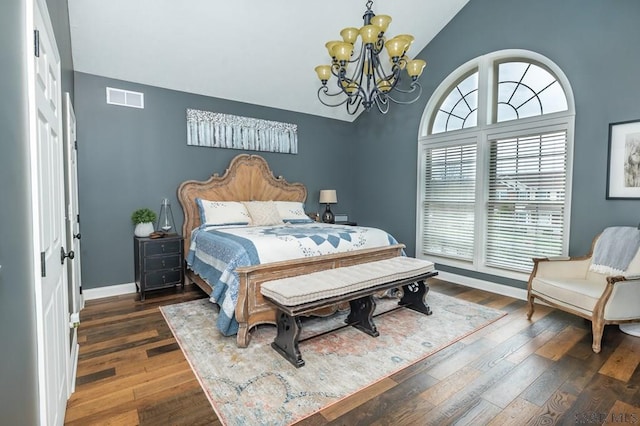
131;208;157;237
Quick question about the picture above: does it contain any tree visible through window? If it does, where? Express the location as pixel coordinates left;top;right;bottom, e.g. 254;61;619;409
418;51;574;277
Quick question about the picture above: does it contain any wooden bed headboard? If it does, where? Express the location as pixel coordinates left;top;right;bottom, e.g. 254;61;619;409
177;154;307;253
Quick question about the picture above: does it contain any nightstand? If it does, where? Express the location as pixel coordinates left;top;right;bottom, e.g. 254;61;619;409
134;234;184;301
335;221;358;226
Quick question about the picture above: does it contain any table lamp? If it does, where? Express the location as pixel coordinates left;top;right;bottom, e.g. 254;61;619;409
319;189;337;223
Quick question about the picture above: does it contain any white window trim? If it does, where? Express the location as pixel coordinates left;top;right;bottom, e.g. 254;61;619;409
415;50;575;282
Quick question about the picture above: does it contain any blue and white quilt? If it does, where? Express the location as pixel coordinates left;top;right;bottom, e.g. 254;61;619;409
186;223;399;335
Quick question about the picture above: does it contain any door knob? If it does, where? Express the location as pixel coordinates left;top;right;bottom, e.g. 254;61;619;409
60;247;75;264
73;232;81;240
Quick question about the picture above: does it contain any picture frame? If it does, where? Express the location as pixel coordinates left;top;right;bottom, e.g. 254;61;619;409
186;109;298;154
606;119;640;199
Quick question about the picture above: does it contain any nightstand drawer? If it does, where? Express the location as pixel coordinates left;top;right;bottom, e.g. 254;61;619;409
145;254;181;271
144;240;181;256
145;269;182;289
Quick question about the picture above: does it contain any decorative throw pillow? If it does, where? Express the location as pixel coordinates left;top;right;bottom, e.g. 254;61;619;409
274;201;314;224
196;199;251;226
243;201;284;226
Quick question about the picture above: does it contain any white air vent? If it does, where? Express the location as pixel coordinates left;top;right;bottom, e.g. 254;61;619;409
106;87;144;109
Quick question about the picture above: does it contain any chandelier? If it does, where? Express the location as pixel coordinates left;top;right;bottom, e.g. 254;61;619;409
314;0;426;115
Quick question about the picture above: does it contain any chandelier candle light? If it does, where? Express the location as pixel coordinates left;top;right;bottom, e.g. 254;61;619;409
314;0;426;115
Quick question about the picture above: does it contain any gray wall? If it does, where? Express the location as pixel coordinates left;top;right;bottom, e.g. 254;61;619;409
74;73;358;289
352;0;640;287
0;1;39;424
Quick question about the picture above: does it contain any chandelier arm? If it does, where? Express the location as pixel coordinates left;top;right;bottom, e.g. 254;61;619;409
373;61;398;89
346;96;363;115
386;82;420;95
383;83;423;105
372;37;385;56
338;46;366;102
374;95;390;114
317;86;352;108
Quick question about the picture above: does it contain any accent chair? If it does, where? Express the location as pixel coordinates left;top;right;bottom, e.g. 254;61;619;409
526;227;640;353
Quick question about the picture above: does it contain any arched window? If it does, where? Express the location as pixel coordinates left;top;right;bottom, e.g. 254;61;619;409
432;70;478;133
417;50;574;279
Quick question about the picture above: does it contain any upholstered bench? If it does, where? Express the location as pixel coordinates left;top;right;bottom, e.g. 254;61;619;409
260;256;438;367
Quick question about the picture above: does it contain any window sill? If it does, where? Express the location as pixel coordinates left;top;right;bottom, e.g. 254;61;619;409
417;254;530;283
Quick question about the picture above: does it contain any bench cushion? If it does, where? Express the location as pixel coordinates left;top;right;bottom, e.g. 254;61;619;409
261;256;435;306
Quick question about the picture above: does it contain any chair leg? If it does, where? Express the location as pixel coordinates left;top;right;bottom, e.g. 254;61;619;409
591;318;604;353
526;293;535;320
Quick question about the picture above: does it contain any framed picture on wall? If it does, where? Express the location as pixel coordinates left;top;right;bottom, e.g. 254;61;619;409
607;119;640;199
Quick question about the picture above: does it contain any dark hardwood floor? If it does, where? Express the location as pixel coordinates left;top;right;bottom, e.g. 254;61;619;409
65;280;640;425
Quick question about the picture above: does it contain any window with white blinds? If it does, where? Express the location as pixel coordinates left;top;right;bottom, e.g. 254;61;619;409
422;144;476;260
417;50;574;280
486;131;568;272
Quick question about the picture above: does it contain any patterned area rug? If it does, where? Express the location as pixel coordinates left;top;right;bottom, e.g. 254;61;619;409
160;291;505;425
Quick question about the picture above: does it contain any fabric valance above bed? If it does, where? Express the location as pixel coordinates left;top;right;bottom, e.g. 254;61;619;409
187;223;400;335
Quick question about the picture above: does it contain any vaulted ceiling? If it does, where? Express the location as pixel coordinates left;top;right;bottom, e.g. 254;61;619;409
68;0;470;122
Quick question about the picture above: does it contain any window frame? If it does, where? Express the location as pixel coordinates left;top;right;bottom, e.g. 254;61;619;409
416;50;575;281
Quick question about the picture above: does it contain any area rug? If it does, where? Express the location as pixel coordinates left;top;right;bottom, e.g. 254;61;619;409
160;292;505;425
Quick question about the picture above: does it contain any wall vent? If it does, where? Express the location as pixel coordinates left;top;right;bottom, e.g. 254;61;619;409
106;87;144;109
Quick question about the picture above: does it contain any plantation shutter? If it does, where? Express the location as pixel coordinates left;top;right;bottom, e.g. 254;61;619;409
486;131;568;272
421;143;476;260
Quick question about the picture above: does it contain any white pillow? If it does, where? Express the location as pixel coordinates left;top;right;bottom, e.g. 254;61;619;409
196;199;251;226
243;201;284;226
274;201;314;224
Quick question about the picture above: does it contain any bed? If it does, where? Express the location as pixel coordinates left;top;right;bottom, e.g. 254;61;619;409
178;154;404;347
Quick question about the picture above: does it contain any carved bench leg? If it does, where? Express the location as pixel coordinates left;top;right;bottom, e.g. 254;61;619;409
236;324;250;348
272;310;305;368
346;295;379;337
399;280;432;315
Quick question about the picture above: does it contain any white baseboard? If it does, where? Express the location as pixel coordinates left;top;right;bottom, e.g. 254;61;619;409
436;271;528;301
83;282;137;301
81;273;527;303
68;341;79;395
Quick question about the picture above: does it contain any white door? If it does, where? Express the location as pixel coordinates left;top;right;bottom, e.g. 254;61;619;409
64;92;82;394
30;0;70;424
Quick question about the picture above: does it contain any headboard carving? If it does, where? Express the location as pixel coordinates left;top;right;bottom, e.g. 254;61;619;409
177;154;307;254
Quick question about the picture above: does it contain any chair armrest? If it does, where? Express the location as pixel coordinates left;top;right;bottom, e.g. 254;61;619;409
603;275;640;319
532;256;591;279
606;274;640;285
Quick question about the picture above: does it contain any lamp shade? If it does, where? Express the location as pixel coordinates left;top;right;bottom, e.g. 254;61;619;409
370;14;392;33
319;189;337;204
340;27;359;44
407;59;427;78
333;42;354;62
360;25;380;44
315;65;332;81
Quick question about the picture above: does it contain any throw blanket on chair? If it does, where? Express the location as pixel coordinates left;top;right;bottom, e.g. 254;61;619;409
589;226;640;275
